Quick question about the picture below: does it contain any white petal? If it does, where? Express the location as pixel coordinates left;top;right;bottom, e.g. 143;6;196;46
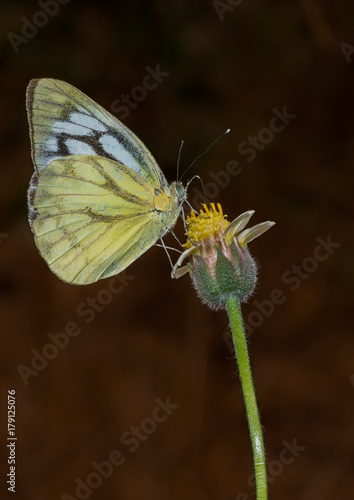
238;221;275;246
171;246;196;278
171;265;191;279
223;210;255;242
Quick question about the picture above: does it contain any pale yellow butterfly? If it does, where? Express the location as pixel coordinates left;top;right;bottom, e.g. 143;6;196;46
26;78;186;285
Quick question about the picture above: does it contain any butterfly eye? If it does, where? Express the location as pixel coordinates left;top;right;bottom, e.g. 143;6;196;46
175;182;186;201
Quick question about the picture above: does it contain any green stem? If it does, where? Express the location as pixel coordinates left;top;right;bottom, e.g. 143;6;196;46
226;295;267;500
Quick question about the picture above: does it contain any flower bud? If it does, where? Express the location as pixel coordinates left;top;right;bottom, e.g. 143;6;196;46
173;204;275;311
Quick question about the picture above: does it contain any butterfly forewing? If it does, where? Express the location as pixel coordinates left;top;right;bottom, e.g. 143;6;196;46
26;78;167;189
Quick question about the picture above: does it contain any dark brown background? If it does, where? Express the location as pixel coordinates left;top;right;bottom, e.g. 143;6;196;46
1;1;354;499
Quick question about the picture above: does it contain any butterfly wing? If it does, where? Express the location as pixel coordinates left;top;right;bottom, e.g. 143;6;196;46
29;155;172;284
26;78;168;190
26;78;185;284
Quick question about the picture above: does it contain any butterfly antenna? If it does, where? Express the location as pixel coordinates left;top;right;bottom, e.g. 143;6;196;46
180;128;230;182
176;140;184;182
185;175;210;210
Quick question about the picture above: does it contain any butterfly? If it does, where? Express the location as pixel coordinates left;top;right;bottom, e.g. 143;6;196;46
26;78;187;285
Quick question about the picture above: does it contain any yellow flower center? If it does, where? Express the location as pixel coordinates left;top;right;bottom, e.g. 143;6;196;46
185;203;228;247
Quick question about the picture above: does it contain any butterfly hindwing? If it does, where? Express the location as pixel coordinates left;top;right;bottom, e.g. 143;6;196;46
29;155;171;284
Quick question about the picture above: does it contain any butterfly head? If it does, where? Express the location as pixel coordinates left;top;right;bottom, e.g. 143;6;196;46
174;181;187;205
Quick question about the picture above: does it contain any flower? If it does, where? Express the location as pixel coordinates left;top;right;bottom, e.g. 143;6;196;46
172;203;275;310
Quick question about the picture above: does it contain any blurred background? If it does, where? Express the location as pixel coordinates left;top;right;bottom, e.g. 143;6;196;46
1;0;354;499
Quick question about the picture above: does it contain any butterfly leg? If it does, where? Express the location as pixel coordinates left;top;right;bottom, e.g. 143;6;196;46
157;238;184;270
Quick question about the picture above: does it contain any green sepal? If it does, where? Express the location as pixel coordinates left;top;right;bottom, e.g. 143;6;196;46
192;254;223;310
215;245;242;298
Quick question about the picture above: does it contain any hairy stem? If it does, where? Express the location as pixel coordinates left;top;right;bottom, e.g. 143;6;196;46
226;295;267;500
